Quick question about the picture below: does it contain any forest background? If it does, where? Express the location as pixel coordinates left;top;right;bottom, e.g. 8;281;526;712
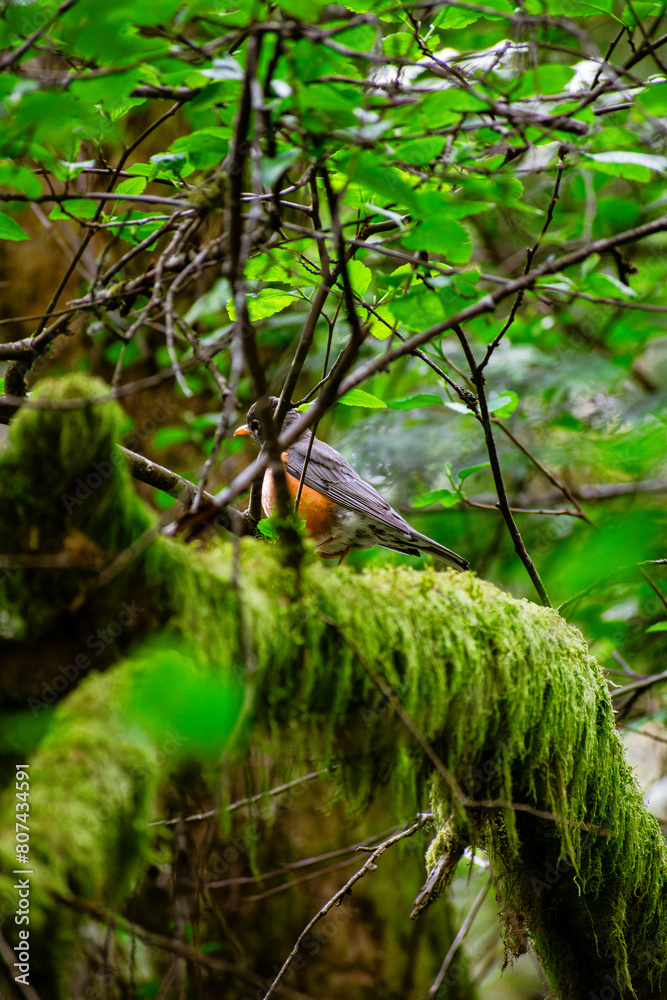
0;0;667;996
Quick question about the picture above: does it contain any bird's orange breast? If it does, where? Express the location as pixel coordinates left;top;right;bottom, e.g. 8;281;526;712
262;466;337;538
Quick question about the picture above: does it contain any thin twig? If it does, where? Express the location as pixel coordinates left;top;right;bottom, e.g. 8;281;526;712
262;817;429;1000
0;0;77;69
148;768;332;826
611;669;667;699
241;856;367;902
428;876;493;997
453;325;551;607
492;418;591;522
212;831;403;889
461;498;579;516
639;569;667;612
626;0;667;75
0;191;192;209
294;297;342;513
276;171;335;426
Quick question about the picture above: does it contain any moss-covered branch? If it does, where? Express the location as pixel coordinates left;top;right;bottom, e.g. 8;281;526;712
1;375;666;999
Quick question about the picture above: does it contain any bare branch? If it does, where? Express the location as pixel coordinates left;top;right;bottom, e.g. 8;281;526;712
453;324;551;607
263;816;430;1000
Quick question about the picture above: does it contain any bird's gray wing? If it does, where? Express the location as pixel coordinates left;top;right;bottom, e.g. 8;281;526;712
284;434;414;535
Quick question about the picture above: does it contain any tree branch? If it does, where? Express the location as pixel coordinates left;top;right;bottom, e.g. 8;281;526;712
453;325;551;607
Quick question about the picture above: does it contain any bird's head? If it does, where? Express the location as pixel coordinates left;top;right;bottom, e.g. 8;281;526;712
234;397;302;446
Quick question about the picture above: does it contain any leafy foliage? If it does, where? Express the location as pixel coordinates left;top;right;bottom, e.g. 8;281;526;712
0;0;664;652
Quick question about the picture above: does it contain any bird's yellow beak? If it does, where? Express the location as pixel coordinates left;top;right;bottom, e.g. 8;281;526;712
234;425;251;437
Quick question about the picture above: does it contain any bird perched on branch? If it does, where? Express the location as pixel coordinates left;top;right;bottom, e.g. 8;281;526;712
235;397;469;570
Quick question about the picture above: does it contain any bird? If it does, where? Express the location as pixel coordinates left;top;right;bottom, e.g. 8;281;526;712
234;397;469;570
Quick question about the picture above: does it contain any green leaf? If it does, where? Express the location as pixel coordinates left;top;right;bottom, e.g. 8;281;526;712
432;5;483;28
0;212;30;241
369;303;395;340
60;3;170;62
458;462;490;481
512;64;573;98
277;0;327;17
382;264;415;288
582;151;667;182
422;89;489;117
525;0;612;13
298;82;360;131
402;217;471;264
412;488;461;509
347;260;373;296
467;0;513;8
646;622;667;633
445;401;472;415
261;149;301;188
51;159;97;181
382;32;416;57
535;274;577;296
256;518;277;539
388;394;444;410
594;198;640;238
338;388;387;408
581;272;637;300
622;0;663;25
338;0;396;11
116;0;184;27
0;163;41;198
640;81;667;114
457;174;524;208
126;163;153;177
486;391;519;416
227;288;296;322
170;127;229;170
393;136;447;166
49;199;98;220
152;489;176;511
388;288;445;330
116;175;147;195
452;269;481;298
149;152;193;180
339;150;421;215
119;639;243;758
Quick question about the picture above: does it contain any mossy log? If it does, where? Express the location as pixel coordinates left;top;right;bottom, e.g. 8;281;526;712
0;374;666;999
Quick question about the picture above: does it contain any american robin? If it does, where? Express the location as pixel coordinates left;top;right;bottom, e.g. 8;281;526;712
234;398;469;570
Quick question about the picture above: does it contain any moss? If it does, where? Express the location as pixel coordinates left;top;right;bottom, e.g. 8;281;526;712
0;665;160;993
0;375;154;645
1;374;666;999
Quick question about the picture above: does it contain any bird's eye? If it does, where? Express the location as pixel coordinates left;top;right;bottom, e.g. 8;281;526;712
250;419;260;432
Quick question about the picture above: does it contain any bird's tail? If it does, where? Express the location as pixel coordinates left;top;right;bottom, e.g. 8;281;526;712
387;531;470;571
417;538;470;572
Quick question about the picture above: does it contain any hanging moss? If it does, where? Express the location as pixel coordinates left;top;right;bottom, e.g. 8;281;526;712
1;373;666;1000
